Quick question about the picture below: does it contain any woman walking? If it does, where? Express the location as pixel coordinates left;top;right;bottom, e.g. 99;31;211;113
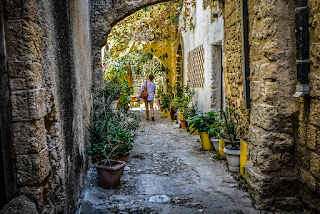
139;74;156;121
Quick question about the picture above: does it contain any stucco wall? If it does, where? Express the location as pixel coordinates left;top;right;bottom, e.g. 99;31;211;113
181;0;224;112
2;0;92;213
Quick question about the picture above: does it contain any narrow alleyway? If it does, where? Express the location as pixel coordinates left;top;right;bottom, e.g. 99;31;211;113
79;110;258;214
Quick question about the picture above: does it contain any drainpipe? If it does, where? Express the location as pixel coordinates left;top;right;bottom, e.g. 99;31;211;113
240;0;250;108
293;0;310;97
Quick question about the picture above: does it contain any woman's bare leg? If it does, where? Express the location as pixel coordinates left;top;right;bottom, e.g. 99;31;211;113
144;99;149;119
150;101;154;118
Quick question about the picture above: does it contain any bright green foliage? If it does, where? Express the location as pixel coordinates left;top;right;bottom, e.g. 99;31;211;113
108;0;195;56
187;111;221;137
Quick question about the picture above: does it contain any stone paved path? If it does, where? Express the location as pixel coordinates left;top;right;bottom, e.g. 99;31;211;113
79;110;258;214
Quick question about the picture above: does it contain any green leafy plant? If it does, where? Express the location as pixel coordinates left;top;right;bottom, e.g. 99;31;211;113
187;114;211;134
84;109;140;166
213;153;223;160
187;111;221;136
220;108;245;150
207;111;222;139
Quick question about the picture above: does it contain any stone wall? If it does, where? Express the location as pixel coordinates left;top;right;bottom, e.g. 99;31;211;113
2;0;92;213
222;0;244;109
296;1;320;212
246;0;300;211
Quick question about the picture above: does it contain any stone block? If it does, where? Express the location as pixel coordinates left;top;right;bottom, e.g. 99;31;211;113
298;122;307;146
250;81;264;101
263;81;278;103
260;63;277;81
12;119;47;155
10;88;46;122
310;152;320;178
249;62;260;81
300;169;317;192
8;62;42;91
255;17;276;40
306;124;317;150
297;145;311;169
298;98;310;122
0;195;38;214
263;42;284;62
16;149;51;186
309;99;320;126
309;72;320;99
250;41;262;61
19;183;50;210
5;20;41;62
250;104;280;131
310;43;320;71
256;149;294;173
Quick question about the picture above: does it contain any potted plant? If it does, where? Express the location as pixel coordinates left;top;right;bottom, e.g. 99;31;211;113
85;121;126;189
186;102;198;133
160;92;172;118
207;111;222;152
221;108;243;172
85;109;139;189
187;113;213;150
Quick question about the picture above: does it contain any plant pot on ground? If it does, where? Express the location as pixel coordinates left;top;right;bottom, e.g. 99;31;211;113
220;108;246;172
180;119;187;129
84;109;139;189
95;160;126;189
188;114;213;150
223;146;240;172
211;138;219;152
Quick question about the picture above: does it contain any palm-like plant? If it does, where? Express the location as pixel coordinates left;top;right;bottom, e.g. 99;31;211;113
220;108;243;150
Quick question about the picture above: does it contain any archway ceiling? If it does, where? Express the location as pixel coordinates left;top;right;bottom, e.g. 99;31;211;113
91;0;170;48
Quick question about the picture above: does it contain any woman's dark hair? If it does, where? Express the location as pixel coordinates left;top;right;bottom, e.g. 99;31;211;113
149;74;154;81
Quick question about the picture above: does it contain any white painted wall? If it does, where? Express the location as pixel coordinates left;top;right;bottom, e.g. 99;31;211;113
181;1;224;113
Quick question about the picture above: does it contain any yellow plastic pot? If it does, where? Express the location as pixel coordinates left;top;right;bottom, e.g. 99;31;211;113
162;109;170;118
240;139;250;178
219;139;226;159
189;124;199;135
200;132;213;150
179;112;184;120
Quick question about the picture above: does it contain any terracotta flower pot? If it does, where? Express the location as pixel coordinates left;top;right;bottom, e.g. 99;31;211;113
180;119;187;129
95;160;126;189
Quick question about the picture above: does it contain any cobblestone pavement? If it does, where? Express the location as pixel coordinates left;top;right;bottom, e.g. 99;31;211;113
79;110;258;214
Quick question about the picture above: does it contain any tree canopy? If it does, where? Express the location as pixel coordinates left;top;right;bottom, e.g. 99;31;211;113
107;0;195;56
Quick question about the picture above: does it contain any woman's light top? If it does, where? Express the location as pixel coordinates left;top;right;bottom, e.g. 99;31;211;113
139;81;156;101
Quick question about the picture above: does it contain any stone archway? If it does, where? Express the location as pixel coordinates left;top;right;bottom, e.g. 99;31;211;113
90;0;170;112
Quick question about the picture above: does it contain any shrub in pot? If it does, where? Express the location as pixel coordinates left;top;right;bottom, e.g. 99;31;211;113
220;108;244;172
207;112;222;152
84;109;139;188
187;113;213;150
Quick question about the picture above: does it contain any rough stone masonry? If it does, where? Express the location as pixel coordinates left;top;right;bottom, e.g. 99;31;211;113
0;0;320;213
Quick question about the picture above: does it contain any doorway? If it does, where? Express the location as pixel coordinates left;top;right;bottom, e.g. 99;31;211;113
211;42;224;110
